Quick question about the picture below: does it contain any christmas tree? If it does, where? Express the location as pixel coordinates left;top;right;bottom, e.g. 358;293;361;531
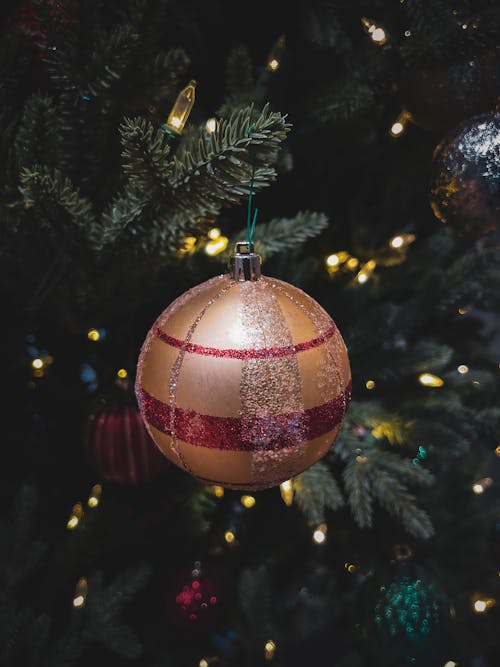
1;1;499;666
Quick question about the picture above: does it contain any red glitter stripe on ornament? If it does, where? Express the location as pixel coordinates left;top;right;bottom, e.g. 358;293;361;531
137;381;352;452
152;323;338;359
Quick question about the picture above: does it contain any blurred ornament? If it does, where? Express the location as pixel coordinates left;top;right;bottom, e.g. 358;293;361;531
84;383;168;485
429;111;500;237
363;562;453;666
166;562;223;631
398;50;500;132
136;242;351;490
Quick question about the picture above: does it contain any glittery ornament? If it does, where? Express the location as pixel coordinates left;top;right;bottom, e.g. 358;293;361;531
398;51;500;132
136;244;351;490
166;562;223;631
84;385;169;485
363;563;453;666
429;111;500;237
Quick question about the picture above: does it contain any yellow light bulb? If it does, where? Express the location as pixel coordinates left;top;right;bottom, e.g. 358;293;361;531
87;328;100;342
472;477;493;494
208;227;221;240
495;445;500;457
361;17;388;45
166;80;196;134
67;502;83;530
205;117;217;133
390;235;404;248
199;660;209;667
264;640;276;660
444;662;458;667
266;34;285;72
205;236;228;256
457;364;468;374
389;110;412;138
87;483;102;508
224;530;235;544
241;495;256;508
356;260;376;284
213;485;225;498
72;577;87;608
418;373;444;387
312;523;327;544
326;254;340;267
279;479;294;506
346;257;359;270
32;358;44;369
117;368;128;379
474;599;487;613
458;307;467;315
365;380;375;390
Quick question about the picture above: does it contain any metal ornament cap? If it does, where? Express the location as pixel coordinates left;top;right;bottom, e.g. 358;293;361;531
230;241;261;281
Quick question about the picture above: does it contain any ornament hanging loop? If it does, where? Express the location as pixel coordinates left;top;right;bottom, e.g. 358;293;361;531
230;241;261;281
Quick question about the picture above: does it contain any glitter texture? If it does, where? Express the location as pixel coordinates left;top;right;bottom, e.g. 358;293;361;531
136;273;351;489
153;322;337;359
430;111;500;236
137;382;351;451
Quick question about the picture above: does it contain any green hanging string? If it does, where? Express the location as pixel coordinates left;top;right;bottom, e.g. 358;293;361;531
246;124;259;245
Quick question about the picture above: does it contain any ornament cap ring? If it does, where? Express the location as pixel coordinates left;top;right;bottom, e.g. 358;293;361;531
230;241;261;281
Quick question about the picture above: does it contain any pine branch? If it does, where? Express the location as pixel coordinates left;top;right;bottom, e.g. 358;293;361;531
98;188;148;250
217;45;255;116
20;165;95;236
119;116;172;193
371;471;434;540
238;565;275;648
342;456;374;529
311;80;376;125
228;211;329;260
81;565;151;658
165;104;291;221
141;48;190;105
15;95;59;170
293;462;344;524
79;24;140;100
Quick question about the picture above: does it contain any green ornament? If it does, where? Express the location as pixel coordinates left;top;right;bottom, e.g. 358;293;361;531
363;563;453;666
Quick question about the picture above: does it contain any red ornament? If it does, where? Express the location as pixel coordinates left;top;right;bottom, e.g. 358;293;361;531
84;386;169;485
166;562;223;631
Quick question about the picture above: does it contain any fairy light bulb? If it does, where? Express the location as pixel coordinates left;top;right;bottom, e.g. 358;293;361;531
87;483;102;508
67;502;83;530
224;530;235;544
73;577;87;608
418;373;444;387
205;117;217;133
365;379;375;390
264;640;276;660
472;595;495;613
208;227;221;240
241;495;256;508
213;485;224;498
389;233;415;249
326;254;340;267
32;358;43;369
361;17;388;45
457;364;469;374
356;260;376;284
166;80;196;134
205;236;228;256
390;110;412;137
472;477;493;494
87;328;100;341
279;479;294;506
117;368;128;379
266;34;285;71
444;662;458;667
312;523;327;544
